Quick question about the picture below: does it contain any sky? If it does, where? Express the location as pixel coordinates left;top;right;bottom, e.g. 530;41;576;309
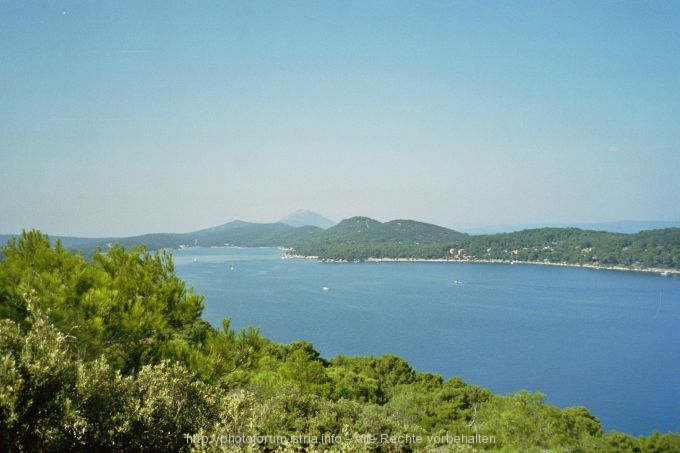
2;1;680;237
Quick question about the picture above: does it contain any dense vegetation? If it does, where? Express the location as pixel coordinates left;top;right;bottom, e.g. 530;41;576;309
457;228;680;269
2;231;679;451
290;218;680;270
289;217;467;261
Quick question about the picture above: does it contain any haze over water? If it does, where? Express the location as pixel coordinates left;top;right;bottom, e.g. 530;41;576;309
174;247;680;436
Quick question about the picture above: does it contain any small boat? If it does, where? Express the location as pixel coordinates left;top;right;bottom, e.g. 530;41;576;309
660;271;670;276
230;265;235;271
453;280;463;284
322;286;330;291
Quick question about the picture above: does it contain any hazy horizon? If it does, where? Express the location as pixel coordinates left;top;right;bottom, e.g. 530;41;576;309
3;1;680;237
3;209;680;238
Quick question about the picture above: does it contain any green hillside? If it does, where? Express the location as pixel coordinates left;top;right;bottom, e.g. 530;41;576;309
290;219;680;270
457;227;680;269
290;217;467;260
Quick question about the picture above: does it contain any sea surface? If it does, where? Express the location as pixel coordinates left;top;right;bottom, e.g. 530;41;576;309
173;247;680;435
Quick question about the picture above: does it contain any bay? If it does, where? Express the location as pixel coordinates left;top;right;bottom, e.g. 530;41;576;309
173;246;680;435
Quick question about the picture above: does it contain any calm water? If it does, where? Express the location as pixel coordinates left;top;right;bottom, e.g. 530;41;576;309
173;247;680;435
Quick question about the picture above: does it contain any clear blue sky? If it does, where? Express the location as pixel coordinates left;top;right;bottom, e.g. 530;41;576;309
2;1;679;236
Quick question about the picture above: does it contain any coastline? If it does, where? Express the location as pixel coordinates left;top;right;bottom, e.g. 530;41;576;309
284;254;680;276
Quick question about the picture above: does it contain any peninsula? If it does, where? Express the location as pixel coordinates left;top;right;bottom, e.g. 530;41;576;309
287;217;680;273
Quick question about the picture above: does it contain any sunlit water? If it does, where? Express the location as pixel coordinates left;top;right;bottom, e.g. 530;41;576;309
174;247;680;435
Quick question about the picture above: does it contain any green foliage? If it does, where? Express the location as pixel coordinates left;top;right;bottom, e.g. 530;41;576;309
0;303;77;451
602;430;680;452
0;230;206;373
387;377;492;433
0;305;251;451
291;222;680;270
290;217;465;261
1;231;679;452
473;391;607;451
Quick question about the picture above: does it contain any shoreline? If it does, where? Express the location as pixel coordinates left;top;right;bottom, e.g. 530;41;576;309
284;254;679;276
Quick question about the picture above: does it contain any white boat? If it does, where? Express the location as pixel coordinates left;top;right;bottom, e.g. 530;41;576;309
322;286;330;291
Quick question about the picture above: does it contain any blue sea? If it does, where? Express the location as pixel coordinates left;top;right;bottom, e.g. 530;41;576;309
173;247;680;435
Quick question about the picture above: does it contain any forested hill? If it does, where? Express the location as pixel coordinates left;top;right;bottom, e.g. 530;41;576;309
289;216;468;260
290;220;680;270
455;227;680;269
2;230;679;451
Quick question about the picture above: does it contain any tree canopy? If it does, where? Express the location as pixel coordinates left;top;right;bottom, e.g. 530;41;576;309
291;223;680;271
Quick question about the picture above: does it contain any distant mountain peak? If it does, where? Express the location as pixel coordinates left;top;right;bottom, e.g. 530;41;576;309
278;210;336;229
